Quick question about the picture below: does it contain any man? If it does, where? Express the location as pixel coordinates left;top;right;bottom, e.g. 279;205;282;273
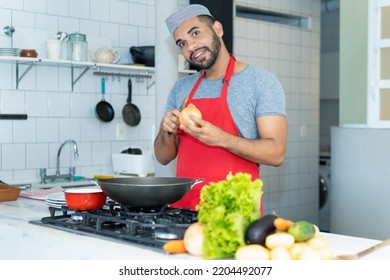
154;4;287;210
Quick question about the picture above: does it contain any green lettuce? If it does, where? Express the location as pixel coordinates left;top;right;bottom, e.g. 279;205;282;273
197;172;263;259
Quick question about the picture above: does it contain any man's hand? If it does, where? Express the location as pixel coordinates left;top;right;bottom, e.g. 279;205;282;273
180;114;225;146
161;109;181;135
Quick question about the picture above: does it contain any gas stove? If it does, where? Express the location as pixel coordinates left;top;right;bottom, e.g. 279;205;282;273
30;201;198;251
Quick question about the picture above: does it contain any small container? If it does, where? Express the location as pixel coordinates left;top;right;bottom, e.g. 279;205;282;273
64;188;106;210
0;183;21;201
67;32;88;61
112;150;155;177
20;49;38;58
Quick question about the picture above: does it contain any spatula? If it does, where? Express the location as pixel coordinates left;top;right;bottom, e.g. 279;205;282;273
333;238;390;260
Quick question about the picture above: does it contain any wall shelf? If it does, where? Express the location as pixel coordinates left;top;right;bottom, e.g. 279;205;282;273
0;56;155;91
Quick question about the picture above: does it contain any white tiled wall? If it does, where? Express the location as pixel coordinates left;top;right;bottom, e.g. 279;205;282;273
0;0;321;224
0;0;157;182
234;0;321;223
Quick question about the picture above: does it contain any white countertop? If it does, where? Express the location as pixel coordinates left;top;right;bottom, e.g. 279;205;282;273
1;196;389;260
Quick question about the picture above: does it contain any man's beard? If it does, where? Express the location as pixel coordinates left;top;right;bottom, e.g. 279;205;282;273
189;32;221;70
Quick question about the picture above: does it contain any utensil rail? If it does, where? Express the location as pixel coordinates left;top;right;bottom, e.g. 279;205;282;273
93;71;152;82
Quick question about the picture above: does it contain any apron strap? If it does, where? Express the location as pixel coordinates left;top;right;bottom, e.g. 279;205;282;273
188;55;236;101
221;55;236;98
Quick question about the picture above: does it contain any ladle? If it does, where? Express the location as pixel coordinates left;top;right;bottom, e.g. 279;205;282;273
56;31;68;43
3;25;15;36
3;26;15;47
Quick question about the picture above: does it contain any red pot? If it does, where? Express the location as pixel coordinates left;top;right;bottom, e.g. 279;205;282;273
64;188;106;210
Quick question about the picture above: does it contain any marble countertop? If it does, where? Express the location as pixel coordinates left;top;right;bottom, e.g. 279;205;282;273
1;196;389;260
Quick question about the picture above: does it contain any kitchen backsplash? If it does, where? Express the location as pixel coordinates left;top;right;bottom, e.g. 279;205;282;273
0;0;322;226
0;0;157;183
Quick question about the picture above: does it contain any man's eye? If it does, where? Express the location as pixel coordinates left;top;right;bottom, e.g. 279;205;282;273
192;31;199;36
178;42;185;48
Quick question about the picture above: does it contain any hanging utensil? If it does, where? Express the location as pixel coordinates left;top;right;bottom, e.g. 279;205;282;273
95;77;114;122
122;78;141;126
56;31;68;42
3;26;15;48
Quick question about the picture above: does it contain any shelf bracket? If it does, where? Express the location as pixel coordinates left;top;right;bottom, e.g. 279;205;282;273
16;61;36;90
71;65;90;91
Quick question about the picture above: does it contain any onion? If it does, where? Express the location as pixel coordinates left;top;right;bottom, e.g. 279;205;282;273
179;103;202;127
183;222;205;256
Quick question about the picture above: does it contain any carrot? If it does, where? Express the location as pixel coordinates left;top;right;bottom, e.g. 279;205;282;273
274;217;294;231
163;240;187;254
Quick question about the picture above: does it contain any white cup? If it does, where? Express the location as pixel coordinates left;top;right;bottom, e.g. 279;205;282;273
46;39;62;60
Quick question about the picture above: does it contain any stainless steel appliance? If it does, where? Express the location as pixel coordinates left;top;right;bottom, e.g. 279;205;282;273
319;155;331;232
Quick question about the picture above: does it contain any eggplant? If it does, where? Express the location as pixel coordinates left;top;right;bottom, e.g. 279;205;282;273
245;214;277;246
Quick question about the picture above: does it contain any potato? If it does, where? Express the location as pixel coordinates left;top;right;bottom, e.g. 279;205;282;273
306;236;329;248
235;244;270;260
298;246;322;260
313;224;320;236
270;246;292;260
289;242;308;260
265;232;295;250
316;246;333;260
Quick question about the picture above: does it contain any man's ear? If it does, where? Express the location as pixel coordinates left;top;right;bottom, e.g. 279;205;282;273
212;20;224;38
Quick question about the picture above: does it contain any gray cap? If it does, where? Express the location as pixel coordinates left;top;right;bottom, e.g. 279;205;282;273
165;4;214;36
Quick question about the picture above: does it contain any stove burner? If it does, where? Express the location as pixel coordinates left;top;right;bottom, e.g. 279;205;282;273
36;203;198;250
155;228;179;240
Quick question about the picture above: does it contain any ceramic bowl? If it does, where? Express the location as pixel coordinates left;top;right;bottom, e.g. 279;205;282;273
20;49;38;58
64;188;106;210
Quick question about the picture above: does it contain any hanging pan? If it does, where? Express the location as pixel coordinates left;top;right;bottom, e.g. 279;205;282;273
95;77;114;122
122;78;141;126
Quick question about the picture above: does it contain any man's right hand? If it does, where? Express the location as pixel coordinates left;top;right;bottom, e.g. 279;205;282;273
161;109;181;135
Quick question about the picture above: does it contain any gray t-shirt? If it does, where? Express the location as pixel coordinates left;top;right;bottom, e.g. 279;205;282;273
165;64;286;139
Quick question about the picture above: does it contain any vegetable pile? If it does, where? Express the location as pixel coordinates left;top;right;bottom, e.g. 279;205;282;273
162;172;333;260
196;172;263;259
235;217;333;260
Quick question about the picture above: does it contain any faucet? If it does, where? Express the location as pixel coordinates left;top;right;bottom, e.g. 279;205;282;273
40;139;79;184
56;139;79;176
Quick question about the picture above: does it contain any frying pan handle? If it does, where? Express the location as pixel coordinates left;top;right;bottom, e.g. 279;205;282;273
127;78;132;103
101;77;106;94
191;178;204;189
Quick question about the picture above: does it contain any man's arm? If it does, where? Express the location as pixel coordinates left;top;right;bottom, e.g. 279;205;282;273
154;109;181;165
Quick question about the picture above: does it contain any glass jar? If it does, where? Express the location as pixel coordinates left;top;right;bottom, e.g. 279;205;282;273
67;32;88;61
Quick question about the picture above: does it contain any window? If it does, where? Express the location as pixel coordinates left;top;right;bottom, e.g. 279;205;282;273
368;1;390;126
236;5;310;29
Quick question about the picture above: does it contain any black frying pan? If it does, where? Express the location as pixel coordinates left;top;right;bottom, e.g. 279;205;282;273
122;78;141;126
95;77;114;122
97;177;203;208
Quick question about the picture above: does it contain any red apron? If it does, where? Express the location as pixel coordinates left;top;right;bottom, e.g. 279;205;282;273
171;55;261;211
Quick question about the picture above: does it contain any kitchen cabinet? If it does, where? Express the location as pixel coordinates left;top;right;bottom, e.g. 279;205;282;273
1;196;390;260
